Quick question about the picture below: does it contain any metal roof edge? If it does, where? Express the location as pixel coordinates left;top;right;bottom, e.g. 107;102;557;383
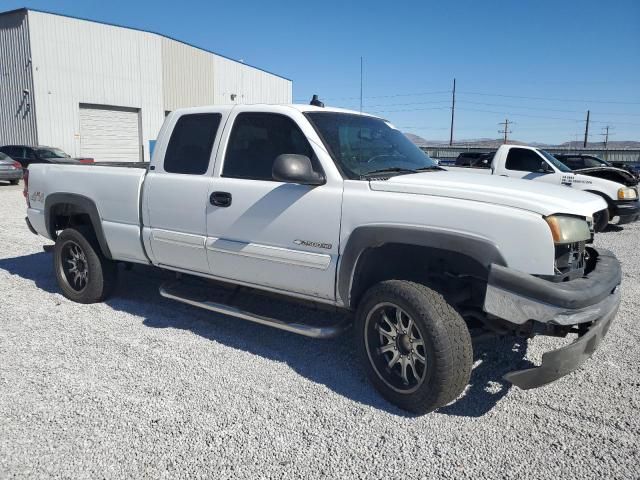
0;7;292;82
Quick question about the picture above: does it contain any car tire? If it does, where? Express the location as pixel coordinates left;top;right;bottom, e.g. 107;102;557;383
593;208;610;233
54;227;117;303
355;280;472;414
9;179;19;185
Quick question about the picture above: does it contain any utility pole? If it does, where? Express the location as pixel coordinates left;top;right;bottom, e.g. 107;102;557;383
583;110;590;148
449;78;456;146
498;118;513;144
359;57;363;113
600;125;612;149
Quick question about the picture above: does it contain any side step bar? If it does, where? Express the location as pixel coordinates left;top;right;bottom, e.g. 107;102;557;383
159;280;351;339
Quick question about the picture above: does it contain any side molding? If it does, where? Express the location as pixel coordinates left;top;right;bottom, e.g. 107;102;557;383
44;193;113;259
337;225;507;308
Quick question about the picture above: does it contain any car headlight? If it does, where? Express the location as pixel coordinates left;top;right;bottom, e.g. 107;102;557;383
545;215;591;244
618;187;638;200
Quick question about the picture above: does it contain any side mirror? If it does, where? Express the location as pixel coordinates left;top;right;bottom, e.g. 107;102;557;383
538;161;552;174
272;154;325;186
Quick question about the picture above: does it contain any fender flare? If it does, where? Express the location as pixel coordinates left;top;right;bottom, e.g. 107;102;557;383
44;193;113;259
336;225;507;308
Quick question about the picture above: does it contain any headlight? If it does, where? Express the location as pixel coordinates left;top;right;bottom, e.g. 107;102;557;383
545;215;591;244
618;187;638;200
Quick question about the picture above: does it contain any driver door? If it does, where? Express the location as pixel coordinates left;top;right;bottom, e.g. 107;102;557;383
503;147;569;186
205;109;343;300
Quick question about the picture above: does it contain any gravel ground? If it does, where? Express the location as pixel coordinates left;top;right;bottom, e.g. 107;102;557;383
0;181;638;479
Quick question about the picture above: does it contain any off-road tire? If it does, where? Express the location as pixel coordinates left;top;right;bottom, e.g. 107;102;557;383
355;280;473;414
54;227;117;303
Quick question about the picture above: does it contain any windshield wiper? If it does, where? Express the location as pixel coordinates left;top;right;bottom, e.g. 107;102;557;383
415;165;444;171
361;167;417;178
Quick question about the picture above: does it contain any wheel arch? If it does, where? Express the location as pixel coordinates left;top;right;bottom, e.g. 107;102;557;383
337;225;507;309
44;193;112;259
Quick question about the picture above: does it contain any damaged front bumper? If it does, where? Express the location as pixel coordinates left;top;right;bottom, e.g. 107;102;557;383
612;198;640;225
483;248;621;389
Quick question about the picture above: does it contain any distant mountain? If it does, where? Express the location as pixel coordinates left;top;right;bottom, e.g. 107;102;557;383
404;133;429;146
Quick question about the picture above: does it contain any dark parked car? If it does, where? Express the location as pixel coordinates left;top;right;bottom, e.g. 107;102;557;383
0;145;93;168
554;153;639;184
0;152;23;184
454;151;495;168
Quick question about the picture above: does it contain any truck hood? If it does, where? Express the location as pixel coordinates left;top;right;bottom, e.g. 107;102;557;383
369;171;607;218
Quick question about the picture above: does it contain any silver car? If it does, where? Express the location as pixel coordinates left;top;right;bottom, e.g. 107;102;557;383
0;152;23;185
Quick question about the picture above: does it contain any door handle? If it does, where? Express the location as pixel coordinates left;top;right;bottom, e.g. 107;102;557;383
210;191;232;207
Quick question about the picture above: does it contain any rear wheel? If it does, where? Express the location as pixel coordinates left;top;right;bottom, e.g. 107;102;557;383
355;280;473;414
9;179;19;185
54;227;117;303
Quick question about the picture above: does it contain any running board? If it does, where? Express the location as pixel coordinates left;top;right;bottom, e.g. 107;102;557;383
159;280;350;339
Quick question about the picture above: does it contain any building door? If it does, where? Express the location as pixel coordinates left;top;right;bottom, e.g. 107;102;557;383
79;104;141;162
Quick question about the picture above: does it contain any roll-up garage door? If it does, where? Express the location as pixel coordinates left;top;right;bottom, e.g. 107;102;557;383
79;104;141;162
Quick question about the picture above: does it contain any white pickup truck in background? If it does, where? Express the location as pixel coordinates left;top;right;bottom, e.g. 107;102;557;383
24;104;622;414
446;145;640;231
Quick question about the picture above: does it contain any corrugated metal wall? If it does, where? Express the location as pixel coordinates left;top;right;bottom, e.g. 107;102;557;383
213;55;292;105
5;10;292;161
0;10;37;145
28;10;164;161
161;38;216;111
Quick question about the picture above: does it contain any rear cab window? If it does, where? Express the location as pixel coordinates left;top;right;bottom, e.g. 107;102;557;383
505;148;545;172
163;113;222;174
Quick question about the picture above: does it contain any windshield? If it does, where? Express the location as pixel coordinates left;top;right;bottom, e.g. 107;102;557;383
583;157;609;168
538;150;572;173
37;148;69;159
306;112;437;178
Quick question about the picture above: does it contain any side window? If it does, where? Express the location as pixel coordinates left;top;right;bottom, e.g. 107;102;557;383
25;148;36;159
222;113;315;181
564;158;584;169
505;148;545;172
164;113;221;175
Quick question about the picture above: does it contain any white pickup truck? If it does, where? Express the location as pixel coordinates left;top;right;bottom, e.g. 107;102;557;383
446;145;640;231
24;104;622;414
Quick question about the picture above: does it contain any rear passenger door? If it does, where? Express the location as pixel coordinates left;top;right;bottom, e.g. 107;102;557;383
143;112;224;273
205;108;343;300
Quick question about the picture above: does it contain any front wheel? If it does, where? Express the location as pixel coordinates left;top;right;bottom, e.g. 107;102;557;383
54;227;117;303
355;280;473;414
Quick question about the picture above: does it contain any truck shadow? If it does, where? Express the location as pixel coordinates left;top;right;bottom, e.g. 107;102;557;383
0;251;533;418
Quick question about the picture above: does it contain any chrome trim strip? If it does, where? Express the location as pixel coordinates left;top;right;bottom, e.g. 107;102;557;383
206;237;331;270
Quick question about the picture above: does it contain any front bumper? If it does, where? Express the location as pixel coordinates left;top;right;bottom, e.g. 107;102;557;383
483;248;621;389
612;198;640;225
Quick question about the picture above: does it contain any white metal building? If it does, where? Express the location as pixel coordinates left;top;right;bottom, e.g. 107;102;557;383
0;8;292;162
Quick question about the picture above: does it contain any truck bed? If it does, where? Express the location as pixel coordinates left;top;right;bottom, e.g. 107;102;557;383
27;163;148;263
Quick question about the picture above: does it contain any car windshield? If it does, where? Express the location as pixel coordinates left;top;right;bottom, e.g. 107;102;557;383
306;112;437;178
538;150;572;173
583;157;609;168
37;148;69;159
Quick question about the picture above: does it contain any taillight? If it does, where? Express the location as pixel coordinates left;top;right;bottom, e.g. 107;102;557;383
79;158;94;164
12;161;21;169
23;169;30;207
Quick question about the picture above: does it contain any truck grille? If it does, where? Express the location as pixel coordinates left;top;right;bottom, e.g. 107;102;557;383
553;241;586;281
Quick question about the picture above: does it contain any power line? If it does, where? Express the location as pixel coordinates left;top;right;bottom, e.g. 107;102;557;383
458;91;640;105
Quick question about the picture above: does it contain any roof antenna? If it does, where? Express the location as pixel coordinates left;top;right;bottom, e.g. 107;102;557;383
310;94;324;107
